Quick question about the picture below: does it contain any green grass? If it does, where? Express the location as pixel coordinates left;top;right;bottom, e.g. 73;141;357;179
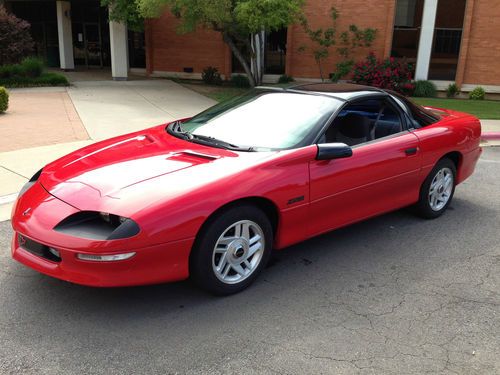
0;72;69;88
412;97;500;119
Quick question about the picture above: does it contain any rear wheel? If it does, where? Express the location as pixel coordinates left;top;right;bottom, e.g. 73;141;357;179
190;205;273;295
414;158;456;219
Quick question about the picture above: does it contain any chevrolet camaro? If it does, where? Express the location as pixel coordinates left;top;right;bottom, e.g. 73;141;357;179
11;83;482;295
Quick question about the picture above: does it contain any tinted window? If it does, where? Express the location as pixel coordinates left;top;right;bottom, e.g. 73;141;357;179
321;98;403;146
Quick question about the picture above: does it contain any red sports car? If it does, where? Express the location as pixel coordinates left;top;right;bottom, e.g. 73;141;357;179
11;83;482;295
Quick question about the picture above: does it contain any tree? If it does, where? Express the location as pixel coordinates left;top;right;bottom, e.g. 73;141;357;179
100;0;144;31
137;0;304;86
299;7;376;82
0;5;35;65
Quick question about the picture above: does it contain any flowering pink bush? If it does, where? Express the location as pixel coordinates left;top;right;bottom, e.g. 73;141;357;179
351;53;414;95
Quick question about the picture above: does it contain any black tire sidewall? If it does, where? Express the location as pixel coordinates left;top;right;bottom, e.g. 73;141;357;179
189;204;273;295
416;158;457;219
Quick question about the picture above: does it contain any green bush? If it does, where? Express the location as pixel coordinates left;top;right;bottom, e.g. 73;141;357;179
0;72;69;87
278;74;295;84
413;80;437;97
202;66;222;86
0;86;8;113
230;74;250;88
469;86;485;100
446;83;459;98
20;56;44;77
0;63;22;78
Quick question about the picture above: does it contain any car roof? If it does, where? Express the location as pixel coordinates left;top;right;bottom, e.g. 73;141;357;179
257;83;388;102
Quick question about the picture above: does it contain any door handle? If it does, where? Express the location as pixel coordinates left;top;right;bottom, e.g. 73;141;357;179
405;147;418;156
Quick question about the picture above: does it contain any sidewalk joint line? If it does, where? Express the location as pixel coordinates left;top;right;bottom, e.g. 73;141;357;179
0;166;29;180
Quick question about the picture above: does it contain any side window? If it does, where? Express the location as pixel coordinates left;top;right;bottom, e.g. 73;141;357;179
321;98;404;146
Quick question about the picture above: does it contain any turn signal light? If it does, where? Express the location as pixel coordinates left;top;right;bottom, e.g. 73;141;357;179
76;252;136;262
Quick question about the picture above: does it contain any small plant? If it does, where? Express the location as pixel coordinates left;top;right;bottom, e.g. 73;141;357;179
446;83;460;98
20;56;44;77
352;53;414;95
230;74;251;88
278;74;294;84
201;66;222;86
469;86;485;100
0;86;8;113
299;7;377;82
413;80;437;98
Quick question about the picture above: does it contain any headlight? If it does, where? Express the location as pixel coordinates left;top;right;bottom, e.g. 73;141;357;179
54;211;140;240
18;168;43;198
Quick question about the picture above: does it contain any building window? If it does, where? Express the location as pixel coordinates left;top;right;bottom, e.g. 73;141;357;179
428;0;466;81
232;28;287;75
391;0;423;61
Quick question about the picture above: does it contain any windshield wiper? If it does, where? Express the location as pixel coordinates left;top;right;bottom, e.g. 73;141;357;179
169;121;193;140
168;121;254;151
190;134;254;152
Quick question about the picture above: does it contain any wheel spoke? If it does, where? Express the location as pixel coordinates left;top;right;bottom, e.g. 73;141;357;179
241;222;250;241
217;237;236;246
217;252;228;271
222;263;231;277
232;264;247;276
249;234;261;246
234;223;242;237
247;242;261;259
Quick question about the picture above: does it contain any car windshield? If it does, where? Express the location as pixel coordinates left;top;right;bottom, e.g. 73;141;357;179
175;90;342;150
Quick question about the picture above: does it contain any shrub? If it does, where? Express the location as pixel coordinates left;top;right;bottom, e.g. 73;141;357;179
20;57;44;78
0;72;69;88
0;86;8;113
231;74;251;88
0;5;35;65
202;66;222;86
469;86;485;100
446;83;460;98
413;80;437;97
278;74;295;84
352;53;414;95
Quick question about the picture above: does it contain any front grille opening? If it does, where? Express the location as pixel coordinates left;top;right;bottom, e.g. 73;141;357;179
18;234;61;263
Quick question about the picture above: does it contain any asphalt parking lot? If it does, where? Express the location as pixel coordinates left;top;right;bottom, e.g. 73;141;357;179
0;148;499;375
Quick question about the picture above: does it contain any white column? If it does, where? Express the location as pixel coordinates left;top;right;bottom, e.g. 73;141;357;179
109;20;129;81
415;0;438;80
56;1;74;70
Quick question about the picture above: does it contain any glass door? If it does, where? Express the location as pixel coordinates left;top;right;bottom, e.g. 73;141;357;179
84;23;103;67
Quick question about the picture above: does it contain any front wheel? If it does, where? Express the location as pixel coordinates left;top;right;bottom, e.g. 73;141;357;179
414;158;457;219
189;205;273;295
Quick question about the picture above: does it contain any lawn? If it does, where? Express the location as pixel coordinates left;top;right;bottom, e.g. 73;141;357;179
179;80;500;120
412;97;500;120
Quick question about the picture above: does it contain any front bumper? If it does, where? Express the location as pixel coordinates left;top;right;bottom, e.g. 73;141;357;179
11;233;193;287
11;182;193;287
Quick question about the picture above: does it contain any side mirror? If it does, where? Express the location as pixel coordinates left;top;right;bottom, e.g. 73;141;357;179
316;143;353;160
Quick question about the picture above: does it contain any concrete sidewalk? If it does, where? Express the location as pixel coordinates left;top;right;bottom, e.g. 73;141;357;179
0;79;215;221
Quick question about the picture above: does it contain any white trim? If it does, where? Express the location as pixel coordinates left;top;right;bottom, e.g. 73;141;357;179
415;0;438;80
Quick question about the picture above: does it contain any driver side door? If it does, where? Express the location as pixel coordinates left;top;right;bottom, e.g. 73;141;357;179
308;97;422;237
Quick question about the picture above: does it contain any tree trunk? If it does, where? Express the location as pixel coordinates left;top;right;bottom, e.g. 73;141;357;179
223;32;256;87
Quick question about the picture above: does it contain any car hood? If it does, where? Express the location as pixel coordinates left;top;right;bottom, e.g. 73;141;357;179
39;125;275;216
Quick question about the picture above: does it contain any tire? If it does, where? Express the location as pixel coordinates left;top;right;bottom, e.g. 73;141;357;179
414;158;457;219
189;204;273;295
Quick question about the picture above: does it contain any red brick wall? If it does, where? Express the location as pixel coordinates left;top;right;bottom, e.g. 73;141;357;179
147;1;395;80
147;13;228;76
460;0;500;86
287;0;395;78
146;0;500;86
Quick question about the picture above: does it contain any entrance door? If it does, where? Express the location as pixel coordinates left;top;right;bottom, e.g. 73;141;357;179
84;23;103;67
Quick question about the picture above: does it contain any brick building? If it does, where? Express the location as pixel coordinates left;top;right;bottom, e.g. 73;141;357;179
4;0;500;93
